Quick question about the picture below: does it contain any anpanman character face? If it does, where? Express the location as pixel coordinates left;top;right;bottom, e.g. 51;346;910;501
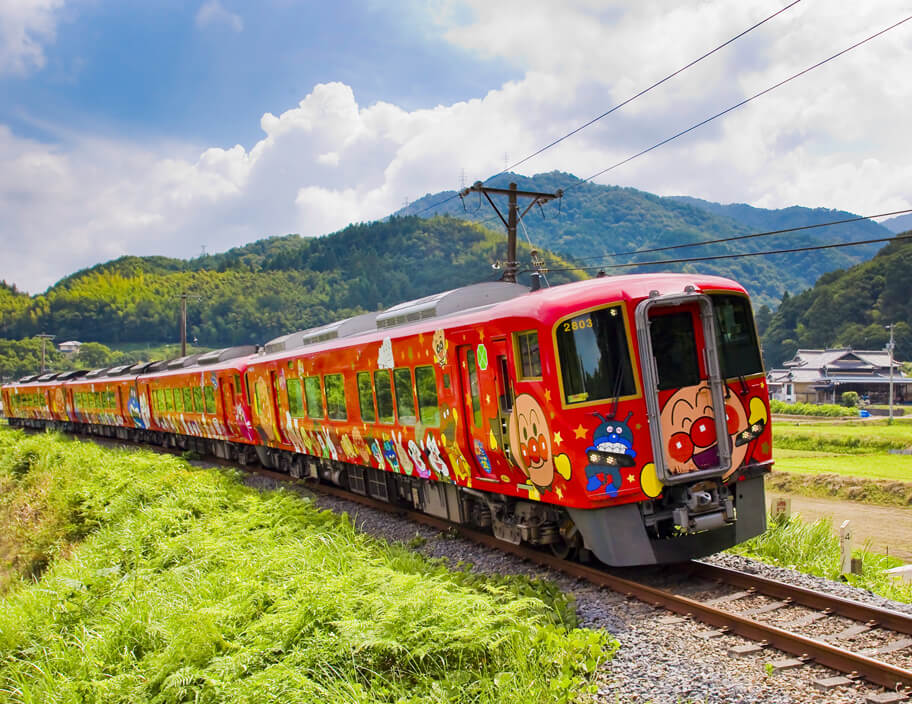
659;383;750;474
508;393;556;488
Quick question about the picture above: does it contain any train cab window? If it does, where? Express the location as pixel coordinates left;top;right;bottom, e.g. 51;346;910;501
303;376;324;419
286;378;306;418
556;306;636;404
357;372;376;422
711;294;764;379
415;365;440;426
649;311;700;391
324;374;347;420
204;386;217;414
514;331;542;379
192;387;204;413
374;370;394;424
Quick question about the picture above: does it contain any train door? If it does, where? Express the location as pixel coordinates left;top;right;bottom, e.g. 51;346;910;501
489;338;514;463
221;374;239;437
456;341;509;483
635;293;730;484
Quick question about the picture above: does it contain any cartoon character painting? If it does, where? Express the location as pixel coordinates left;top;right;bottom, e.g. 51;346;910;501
432;329;447;367
407;439;431;479
506;393;571;493
423;432;451;480
659;383;768;475
584;411;637;497
370;438;386;469
127;387;146;429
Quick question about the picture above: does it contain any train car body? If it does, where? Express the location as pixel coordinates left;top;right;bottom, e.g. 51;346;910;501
1;274;772;566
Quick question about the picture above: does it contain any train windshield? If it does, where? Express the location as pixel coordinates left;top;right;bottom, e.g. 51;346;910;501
556;305;636;404
710;294;763;378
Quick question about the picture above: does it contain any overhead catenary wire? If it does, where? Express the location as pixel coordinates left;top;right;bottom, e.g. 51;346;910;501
565;13;912;193
410;1;803;218
532;232;912;274
572;207;912;263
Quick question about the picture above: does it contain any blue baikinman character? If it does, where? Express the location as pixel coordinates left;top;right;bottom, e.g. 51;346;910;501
585;411;637;497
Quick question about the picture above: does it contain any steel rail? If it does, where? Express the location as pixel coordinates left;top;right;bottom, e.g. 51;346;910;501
300;481;912;690
686;560;912;636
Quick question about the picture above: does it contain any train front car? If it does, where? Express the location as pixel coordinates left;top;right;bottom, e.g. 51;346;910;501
537;274;772;565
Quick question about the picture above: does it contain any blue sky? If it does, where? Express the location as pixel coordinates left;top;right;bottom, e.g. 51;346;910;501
1;1;517;148
1;1;910;293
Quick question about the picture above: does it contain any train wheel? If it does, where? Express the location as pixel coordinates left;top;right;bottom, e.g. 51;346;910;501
550;533;581;560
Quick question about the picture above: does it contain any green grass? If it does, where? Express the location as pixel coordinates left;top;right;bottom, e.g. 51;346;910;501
773;422;912;454
730;514;912;603
0;428;613;703
772;448;912;482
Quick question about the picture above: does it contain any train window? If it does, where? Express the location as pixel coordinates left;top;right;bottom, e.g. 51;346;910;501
466;350;482;427
649;311;700;391
204;386;217;414
234;375;242;395
711;294;764;378
304;376;324;419
556;306;636;404
374;370;394;424
286;378;306;418
514;331;542;379
173;388;182;412
180;388;191;412
415;365;440;426
393;368;417;425
357;372;376;422
324;374;347;420
192;387;204;413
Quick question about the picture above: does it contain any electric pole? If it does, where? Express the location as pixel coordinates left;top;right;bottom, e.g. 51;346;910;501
36;333;55;373
176;293;202;357
459;181;562;283
886;323;895;422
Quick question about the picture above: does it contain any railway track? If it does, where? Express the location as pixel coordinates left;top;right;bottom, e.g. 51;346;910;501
18;429;912;700
261;469;912;698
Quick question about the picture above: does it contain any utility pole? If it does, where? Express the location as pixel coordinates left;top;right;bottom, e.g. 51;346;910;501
176;293;202;357
886;323;895;422
459;181;562;283
36;333;55;373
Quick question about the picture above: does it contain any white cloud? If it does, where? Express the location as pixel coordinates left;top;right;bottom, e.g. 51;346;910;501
2;1;912;293
195;0;243;33
0;0;64;75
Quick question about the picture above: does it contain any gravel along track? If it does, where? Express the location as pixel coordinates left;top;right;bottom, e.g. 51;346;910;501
238;472;911;704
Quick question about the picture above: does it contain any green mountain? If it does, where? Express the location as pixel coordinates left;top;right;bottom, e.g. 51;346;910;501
401;172;889;308
881;213;912;234
1;216;581;351
761;236;912;366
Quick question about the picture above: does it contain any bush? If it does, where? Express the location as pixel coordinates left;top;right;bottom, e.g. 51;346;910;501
841;391;859;408
770;400;860;417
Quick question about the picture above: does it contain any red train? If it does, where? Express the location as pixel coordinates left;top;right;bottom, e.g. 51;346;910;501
1;274;773;565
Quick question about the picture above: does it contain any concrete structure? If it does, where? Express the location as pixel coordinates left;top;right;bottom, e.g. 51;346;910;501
766;348;911;404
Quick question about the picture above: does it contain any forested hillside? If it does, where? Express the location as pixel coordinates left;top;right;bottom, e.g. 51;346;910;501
761;236;912;367
0;217;581;353
402;172;889;307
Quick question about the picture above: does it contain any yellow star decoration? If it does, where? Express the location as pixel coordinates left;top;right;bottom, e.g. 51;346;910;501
543;389;551;402
485;393;491;405
573;424;587;439
760;381;766;389
418;333;424;344
478;329;485;341
555;485;564;499
552;431;563;446
626;474;634;483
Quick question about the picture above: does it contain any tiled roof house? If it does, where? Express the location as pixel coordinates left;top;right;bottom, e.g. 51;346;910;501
766;348;910;404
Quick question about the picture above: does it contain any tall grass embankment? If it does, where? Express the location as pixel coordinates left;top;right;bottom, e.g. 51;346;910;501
0;428;613;703
729;514;912;604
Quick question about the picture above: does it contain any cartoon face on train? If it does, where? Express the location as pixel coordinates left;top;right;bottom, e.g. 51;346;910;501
507;393;571;491
659;383;767;474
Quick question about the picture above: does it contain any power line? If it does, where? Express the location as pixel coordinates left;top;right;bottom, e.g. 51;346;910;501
489;0;802;181
536;232;912;274
574;207;912;263
566;13;912;192
411;1;803;218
